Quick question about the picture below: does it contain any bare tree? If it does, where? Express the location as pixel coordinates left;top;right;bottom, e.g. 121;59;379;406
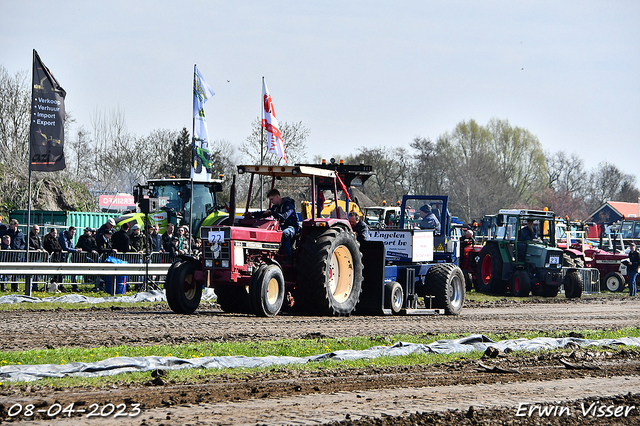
0;66;30;172
410;136;446;195
240;118;309;166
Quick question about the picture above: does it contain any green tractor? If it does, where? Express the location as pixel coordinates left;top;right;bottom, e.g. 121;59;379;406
193;139;213;175
476;209;583;298
114;177;228;236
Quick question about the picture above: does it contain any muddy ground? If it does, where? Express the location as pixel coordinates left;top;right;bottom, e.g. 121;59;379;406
0;296;639;425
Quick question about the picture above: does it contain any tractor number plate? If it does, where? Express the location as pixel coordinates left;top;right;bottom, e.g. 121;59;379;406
549;256;560;264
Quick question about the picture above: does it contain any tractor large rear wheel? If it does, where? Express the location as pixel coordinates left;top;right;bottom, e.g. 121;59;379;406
476;244;505;294
165;261;201;314
426;263;465;315
296;226;363;316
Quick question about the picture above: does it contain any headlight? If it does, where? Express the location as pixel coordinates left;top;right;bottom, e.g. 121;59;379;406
205;259;213;268
221;260;229;268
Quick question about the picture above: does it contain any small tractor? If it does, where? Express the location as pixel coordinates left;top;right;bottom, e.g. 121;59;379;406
555;219;634;292
468;209;584;298
164;164;465;316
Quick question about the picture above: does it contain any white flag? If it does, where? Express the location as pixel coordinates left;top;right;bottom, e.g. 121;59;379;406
192;66;215;181
193;66;215;118
262;79;287;163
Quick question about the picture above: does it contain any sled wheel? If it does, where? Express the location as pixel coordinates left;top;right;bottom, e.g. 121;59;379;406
385;281;404;314
427;263;465;315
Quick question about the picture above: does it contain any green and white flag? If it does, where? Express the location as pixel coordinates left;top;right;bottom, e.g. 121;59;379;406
192;66;215;181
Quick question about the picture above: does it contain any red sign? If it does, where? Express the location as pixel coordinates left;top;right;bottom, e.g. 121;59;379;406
99;194;135;209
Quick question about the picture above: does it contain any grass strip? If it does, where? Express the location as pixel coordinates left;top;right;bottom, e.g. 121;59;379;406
0;328;639;388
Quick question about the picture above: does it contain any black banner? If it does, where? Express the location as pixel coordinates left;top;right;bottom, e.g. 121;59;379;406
30;49;66;172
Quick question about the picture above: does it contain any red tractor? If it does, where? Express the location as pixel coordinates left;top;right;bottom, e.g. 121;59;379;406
165;164;465;316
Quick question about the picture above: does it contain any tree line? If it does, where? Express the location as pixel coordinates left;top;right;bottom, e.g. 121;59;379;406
1;64;637;223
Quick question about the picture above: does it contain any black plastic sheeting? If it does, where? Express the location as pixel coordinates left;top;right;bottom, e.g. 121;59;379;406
1;334;639;382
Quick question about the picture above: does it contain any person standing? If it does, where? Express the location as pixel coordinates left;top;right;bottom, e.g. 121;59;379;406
129;224;146;253
6;219;26;251
0;235;10;291
162;223;174;251
150;225;163;252
111;222;131;253
97;229;117;255
59;226;82;257
77;228;98;254
43;228;64;290
28;225;45;252
96;218;116;239
628;242;639;297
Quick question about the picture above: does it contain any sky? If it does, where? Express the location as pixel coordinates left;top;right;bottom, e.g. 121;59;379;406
2;1;639;178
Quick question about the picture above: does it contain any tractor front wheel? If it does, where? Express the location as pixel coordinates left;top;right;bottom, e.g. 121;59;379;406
165;261;201;314
603;272;625;292
511;269;531;297
564;270;583;299
250;264;285;317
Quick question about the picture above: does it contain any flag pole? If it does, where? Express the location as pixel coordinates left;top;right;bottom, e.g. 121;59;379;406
25;50;36;296
190;65;196;253
260;77;264;210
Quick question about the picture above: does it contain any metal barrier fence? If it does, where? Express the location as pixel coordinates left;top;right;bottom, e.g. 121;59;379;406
0;250;175;293
561;267;601;294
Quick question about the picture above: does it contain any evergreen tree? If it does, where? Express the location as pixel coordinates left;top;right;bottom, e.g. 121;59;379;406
158;127;191;178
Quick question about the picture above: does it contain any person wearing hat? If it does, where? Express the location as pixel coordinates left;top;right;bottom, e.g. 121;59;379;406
97;218;116;239
628;242;639;297
77;227;98;254
129;223;146;253
419;205;440;233
97;228;117;255
168;235;183;258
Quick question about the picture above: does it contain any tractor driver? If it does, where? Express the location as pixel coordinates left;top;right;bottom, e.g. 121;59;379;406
419;205;441;233
519;220;537;241
248;189;300;256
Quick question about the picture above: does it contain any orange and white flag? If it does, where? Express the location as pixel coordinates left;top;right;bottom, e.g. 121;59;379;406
262;78;287;163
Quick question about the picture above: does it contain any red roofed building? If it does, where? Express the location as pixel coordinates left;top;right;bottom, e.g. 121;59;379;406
586;201;640;239
588;201;640;224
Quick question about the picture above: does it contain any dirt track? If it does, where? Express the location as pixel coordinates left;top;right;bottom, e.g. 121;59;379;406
1;296;639;425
